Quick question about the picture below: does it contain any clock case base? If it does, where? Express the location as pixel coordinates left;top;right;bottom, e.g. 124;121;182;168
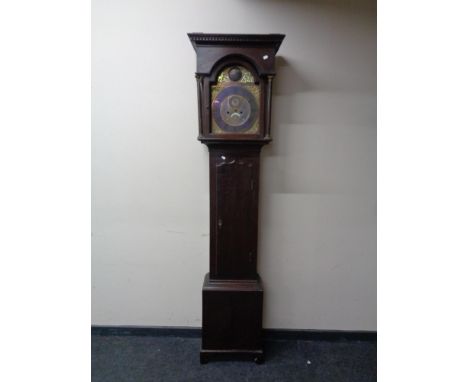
201;273;264;364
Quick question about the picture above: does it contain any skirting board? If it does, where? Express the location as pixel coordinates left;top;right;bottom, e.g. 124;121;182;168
91;325;376;342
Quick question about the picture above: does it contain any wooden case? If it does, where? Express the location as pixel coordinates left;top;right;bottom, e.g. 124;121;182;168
188;33;284;364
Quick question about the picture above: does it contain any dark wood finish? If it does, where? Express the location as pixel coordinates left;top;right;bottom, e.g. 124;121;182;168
209;145;260;279
188;33;284;75
188;33;284;364
201;274;263;357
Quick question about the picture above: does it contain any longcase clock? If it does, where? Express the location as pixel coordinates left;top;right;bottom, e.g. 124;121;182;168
188;33;285;364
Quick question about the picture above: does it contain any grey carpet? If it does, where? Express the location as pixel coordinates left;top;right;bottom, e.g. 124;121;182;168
92;335;376;382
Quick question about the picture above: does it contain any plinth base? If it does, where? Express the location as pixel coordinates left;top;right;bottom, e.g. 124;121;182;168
200;273;264;364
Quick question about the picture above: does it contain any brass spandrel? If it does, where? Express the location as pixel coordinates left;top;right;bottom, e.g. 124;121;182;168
217;66;255;84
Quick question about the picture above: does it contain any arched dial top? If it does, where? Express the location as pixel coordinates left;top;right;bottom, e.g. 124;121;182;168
211;66;260;135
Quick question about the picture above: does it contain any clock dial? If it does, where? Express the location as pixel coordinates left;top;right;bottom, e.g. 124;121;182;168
220;94;251;127
211;66;260;135
212;86;258;133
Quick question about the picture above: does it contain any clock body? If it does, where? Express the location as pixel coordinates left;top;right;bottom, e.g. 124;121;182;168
188;33;284;364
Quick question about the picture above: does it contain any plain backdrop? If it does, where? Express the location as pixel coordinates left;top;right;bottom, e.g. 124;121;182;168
92;0;376;330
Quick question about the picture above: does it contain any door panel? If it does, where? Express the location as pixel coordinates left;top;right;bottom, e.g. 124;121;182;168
209;148;259;279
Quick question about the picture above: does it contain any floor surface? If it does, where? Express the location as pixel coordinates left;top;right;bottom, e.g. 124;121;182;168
92;334;376;382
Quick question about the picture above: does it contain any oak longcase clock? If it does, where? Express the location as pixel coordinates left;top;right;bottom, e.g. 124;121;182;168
188;33;285;364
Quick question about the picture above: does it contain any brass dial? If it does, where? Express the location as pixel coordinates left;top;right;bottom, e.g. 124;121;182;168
211;66;260;135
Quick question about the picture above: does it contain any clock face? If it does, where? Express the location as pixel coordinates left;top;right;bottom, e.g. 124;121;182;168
211;66;260;135
212;86;258;133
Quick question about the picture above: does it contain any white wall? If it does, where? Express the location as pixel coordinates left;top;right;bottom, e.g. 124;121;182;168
92;0;376;330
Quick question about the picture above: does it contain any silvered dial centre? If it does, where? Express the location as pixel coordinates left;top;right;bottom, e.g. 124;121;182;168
219;95;251;127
